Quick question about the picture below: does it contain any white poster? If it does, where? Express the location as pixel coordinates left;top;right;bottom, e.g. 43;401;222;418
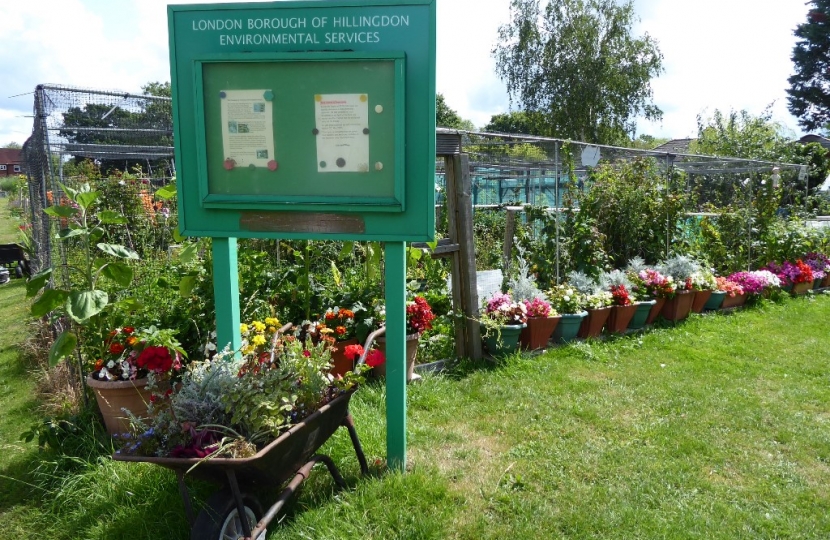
220;89;275;169
314;93;370;173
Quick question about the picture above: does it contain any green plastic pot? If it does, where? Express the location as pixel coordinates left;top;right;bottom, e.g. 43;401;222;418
483;324;526;357
704;290;726;310
628;300;656;330
551;312;587;344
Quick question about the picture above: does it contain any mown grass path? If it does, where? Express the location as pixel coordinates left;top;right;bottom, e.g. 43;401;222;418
0;200;39;535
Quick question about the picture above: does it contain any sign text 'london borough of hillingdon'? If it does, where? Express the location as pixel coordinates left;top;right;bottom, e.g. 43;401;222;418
191;13;413;46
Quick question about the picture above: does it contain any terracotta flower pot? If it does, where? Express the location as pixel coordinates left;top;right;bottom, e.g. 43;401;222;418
606;304;637;334
552;312;587;344
661;290;694;321
578;306;611;338
792;281;812;295
375;334;419;382
329;337;360;377
628;300;656;330
703;291;726;310
691;290;713;313
519;316;560;350
822;274;830;288
86;375;157;436
645;297;666;325
720;292;747;309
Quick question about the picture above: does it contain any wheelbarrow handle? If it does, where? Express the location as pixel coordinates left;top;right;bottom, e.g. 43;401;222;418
268;323;295;364
356;326;386;367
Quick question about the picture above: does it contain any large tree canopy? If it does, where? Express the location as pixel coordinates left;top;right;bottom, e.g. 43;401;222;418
483;110;547;135
787;1;830;132
492;0;663;145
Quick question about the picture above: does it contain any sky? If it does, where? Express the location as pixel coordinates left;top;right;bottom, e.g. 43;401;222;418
0;0;813;147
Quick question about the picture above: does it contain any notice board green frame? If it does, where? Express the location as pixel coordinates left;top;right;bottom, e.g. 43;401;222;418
168;0;436;242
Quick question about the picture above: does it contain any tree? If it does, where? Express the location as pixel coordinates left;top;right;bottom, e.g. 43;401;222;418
691;108;830;209
628;134;669;150
2;142;21;149
787;2;830;132
493;0;663;145
436;93;470;129
483;110;546;135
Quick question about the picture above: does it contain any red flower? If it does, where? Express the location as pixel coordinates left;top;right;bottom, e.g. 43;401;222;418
344;344;364;360
406;296;435;334
123;326;135;334
109;342;125;355
325;311;336;320
610;284;632;306
303;350;311;357
366;349;386;368
136;346;173;373
335;326;347;335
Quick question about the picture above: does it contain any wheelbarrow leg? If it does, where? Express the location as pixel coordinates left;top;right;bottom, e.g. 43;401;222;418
250;454;346;540
226;469;254;539
343;412;369;475
176;469;196;526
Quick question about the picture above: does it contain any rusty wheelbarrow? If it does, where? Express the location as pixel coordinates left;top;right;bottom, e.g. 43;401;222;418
113;326;387;540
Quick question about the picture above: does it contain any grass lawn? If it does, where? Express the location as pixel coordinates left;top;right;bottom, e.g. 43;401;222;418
0;200;41;533
1;200;829;538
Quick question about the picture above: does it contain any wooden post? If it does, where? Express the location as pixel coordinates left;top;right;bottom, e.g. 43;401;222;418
444;156;468;360
212;237;241;354
384;241;407;470
503;209;517;273
454;154;482;360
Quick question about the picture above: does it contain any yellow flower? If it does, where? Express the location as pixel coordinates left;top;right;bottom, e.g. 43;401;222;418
240;323;249;334
242;345;255;355
252;321;266;332
252;334;266;346
319;327;334;334
267;326;277;333
264;317;279;327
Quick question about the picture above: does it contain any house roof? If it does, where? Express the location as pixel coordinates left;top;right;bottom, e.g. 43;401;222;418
0;148;22;165
798;134;830;149
652;138;694;154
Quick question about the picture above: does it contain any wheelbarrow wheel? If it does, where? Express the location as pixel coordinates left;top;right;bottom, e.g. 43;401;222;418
191;489;265;540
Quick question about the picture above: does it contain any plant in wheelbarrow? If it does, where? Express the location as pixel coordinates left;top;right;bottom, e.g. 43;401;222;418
115;321;371;540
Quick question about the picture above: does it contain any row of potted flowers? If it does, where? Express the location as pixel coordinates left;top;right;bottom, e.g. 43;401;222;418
481;253;830;356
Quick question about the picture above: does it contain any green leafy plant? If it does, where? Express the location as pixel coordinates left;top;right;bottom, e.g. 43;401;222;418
27;182;140;367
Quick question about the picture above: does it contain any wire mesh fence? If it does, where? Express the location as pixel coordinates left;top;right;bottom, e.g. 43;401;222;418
21;84;175;273
434;129;807;277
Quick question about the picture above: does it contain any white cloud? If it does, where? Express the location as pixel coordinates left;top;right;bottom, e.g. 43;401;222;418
634;0;807;139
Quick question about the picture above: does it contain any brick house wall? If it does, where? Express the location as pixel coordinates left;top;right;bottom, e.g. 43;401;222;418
0;148;24;177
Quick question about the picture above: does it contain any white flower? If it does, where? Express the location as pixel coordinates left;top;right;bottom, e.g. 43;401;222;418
121;372;129;379
99;367;111;380
563;295;570;302
107;360;116;369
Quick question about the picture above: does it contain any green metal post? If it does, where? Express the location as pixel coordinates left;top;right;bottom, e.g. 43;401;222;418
384;241;407;470
212;237;241;354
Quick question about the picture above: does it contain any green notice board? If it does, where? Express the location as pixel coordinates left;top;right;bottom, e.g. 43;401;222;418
169;0;436;241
